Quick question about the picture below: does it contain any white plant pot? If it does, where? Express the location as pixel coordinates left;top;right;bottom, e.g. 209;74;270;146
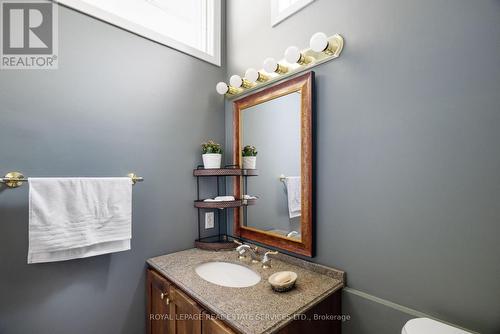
242;156;257;169
202;153;222;169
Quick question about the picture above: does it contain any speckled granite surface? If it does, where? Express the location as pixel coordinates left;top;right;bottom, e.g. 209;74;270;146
147;248;344;334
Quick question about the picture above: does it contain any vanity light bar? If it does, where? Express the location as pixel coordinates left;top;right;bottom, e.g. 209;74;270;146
215;32;344;98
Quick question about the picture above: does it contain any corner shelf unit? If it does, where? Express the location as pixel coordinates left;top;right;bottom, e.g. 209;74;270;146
194;165;258;249
193;168;259;177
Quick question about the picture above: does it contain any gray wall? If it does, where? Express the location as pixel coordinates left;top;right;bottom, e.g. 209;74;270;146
342;289;414;334
0;5;225;334
242;92;301;233
225;1;500;333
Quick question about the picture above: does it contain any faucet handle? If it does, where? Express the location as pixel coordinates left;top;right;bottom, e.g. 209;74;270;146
233;239;258;250
234;239;244;258
235;244;250;260
238;250;246;260
262;250;279;269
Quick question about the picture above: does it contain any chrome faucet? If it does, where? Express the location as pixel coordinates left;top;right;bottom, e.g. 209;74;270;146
235;244;260;263
261;250;279;269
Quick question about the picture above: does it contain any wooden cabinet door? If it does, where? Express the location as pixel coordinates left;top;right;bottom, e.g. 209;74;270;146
202;312;236;334
277;290;341;334
169;287;202;334
147;269;172;334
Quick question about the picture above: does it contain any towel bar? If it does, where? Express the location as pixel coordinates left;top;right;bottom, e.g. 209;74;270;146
0;171;144;189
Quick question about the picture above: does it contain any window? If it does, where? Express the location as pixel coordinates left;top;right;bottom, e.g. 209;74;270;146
58;0;221;65
271;0;315;27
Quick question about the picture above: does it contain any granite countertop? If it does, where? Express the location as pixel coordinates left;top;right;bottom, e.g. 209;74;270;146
147;248;345;334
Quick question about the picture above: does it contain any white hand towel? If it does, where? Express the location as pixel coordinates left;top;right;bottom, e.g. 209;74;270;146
203;196;235;202
28;177;132;264
214;196;235;201
243;195;257;200
285;176;301;218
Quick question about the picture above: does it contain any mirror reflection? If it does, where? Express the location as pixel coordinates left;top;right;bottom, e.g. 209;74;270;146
241;91;302;241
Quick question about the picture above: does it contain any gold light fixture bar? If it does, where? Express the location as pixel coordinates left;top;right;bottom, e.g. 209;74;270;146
220;33;344;99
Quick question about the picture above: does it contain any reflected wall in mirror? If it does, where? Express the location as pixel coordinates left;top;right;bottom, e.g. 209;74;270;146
233;71;314;257
242;92;302;239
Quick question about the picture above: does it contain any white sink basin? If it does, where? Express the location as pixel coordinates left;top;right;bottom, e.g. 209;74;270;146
195;261;261;288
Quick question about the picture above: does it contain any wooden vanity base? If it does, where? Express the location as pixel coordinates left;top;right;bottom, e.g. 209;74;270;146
146;268;341;334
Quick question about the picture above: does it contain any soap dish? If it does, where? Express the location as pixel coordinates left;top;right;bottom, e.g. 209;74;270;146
268;271;298;292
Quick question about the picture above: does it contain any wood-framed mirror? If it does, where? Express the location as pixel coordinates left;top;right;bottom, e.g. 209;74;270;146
232;71;314;257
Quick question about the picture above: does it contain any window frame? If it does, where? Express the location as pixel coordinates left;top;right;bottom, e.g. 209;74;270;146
270;0;315;27
56;0;222;66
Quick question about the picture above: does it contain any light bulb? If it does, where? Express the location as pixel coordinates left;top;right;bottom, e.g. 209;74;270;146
263;57;288;74
309;32;340;55
263;58;277;72
284;46;312;65
229;74;253;88
310;32;329;52
216;82;229;94
245;68;269;83
216;82;238;95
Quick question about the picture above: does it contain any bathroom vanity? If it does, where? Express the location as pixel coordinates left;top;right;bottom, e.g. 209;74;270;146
146;248;344;334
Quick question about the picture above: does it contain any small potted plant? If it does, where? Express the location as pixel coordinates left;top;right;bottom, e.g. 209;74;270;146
242;145;258;169
201;140;223;169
